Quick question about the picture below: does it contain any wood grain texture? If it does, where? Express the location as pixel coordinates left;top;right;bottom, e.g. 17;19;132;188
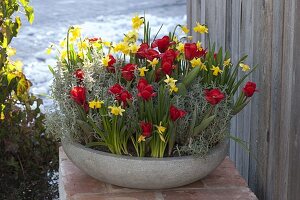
187;0;300;199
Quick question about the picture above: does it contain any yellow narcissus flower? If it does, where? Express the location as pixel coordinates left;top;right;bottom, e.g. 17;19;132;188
154;122;166;142
7;46;16;56
180;25;190;34
138;135;146;143
129;43;140;53
147;58;159;68
78;40;88;50
200;63;208;71
45;47;52;55
190;58;202;68
14;61;23;71
108;106;125;116
89;100;104;109
211;65;223;76
169;83;179;94
70;27;81;41
114;42;130;55
61;50;67;60
101;55;111;67
102;41;111;47
155;122;166;134
193;22;208;34
124;31;139;43
187;36;193;40
138;67;149;77
176;43;184;53
164;75;177;86
78;51;84;59
132;15;143;30
240;63;250;72
60;39;66;47
196;41;202;51
224;58;231;67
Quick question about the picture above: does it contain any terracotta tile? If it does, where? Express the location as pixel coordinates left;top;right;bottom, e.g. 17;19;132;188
162;188;258;200
109;184;144;194
172;180;205;190
71;191;160;200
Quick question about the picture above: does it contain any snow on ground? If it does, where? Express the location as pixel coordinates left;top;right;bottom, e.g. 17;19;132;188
11;0;186;108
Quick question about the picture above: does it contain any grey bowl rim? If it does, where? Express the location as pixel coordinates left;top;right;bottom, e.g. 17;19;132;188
63;138;229;162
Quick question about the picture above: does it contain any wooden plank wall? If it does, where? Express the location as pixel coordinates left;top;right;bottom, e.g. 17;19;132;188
187;0;300;199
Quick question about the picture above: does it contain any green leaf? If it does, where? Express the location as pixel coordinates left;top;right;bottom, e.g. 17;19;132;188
48;65;55;75
188;107;197;137
193;115;216;136
86;141;107;148
182;67;200;87
177;83;187;95
168;121;175;155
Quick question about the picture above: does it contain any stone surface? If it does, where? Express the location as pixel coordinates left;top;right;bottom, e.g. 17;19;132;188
59;147;258;200
61;139;229;189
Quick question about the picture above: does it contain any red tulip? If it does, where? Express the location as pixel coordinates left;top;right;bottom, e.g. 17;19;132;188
243;82;257;97
70;86;86;105
88;37;101;42
107;54;116;73
119;90;132;105
144;49;160;61
169;105;186;121
121;63;136;81
138;84;156;101
137;78;149;92
151;36;174;53
161;61;175;75
204;89;225;105
184;43;207;60
109;83;123;95
140;121;153;137
137;43;149;59
70;86;89;112
74;69;84;80
161;49;178;64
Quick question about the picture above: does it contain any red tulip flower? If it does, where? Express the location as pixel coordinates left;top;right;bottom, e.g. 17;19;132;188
88;37;101;42
144;49;160;61
161;61;175;75
74;69;84;80
137;78;149;92
121;63;136;81
184;43;207;60
243;82;257;97
109;83;123;95
151;36;174;53
138;84;156;101
107;54;116;73
70;86;86;105
161;49;178;64
136;43;149;59
204;89;225;105
119;90;132;105
70;86;89;112
136;43;160;61
140;121;153;137
169;105;186;121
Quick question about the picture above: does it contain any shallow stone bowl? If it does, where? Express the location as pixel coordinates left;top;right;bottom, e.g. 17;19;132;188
62;139;228;189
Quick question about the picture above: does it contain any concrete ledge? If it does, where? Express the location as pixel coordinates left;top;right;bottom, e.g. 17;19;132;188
59;147;258;200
